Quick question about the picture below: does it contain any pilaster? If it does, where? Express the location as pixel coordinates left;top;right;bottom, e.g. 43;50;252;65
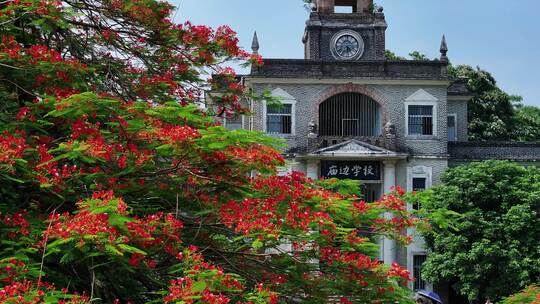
307;160;319;180
381;160;397;265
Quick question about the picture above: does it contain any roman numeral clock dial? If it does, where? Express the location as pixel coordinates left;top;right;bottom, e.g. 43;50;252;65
336;35;359;58
330;30;365;60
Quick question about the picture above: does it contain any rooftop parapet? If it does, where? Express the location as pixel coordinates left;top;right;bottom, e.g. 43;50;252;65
249;59;449;80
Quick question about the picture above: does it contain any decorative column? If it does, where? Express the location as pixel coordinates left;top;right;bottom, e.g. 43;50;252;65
383;160;396;193
357;0;374;12
316;0;335;13
382;160;397;265
306;160;319;180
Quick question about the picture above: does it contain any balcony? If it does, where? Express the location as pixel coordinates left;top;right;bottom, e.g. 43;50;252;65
302;91;397;153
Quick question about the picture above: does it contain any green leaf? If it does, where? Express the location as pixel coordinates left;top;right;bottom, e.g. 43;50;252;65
2;175;25;183
109;214;133;226
60;252;76;264
251;239;263;249
208;142;228;149
117;244;147;255
47;238;73;250
191;281;207;293
104;244;123;256
156;144;172;151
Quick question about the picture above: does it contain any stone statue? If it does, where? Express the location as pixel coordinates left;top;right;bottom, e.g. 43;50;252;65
308;120;318;138
384;122;397;151
384;121;396;135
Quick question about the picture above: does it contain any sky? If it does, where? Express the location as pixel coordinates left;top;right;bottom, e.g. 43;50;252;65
173;0;540;106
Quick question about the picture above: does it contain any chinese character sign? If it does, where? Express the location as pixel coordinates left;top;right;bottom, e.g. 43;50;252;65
321;161;381;181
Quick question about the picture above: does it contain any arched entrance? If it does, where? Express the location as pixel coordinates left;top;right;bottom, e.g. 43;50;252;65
319;92;382;137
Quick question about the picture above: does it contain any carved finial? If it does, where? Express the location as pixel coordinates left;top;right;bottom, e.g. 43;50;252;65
310;1;317;11
251;31;260;55
440;34;448;62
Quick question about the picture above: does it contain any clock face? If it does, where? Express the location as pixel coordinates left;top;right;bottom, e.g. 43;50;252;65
335;34;360;59
331;31;365;60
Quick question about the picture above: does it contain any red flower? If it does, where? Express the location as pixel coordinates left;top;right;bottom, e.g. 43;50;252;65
0;131;27;167
128;253;145;267
340;297;353;304
387;262;412;281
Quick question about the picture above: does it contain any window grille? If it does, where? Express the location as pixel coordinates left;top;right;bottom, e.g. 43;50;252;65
267;104;292;134
408;105;433;136
412;177;426;192
413;255;427;290
342;119;359;136
319;93;381;137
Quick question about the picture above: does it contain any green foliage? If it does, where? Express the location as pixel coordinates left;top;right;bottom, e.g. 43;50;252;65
384;50;406;61
0;46;418;304
513;105;540;141
408;51;429;61
316;178;363;198
385;50;430;61
500;285;540;304
405;190;462;232
449;65;523;141
419;161;540;302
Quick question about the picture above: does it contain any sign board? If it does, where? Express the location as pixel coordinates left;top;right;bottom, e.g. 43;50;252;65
321;161;381;181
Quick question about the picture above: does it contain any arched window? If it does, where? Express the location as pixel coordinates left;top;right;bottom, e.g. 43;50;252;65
319;93;381;137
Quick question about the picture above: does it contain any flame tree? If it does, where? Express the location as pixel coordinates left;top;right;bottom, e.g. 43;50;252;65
0;0;419;302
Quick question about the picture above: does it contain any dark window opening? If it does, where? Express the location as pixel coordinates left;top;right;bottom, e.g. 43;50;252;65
413;255;427;290
267;104;292;134
412;177;427;192
319;93;381;137
448;115;457;141
361;184;380;203
408;105;433;136
412;177;427;210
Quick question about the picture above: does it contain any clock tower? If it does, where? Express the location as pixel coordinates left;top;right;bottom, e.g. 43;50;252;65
303;0;387;61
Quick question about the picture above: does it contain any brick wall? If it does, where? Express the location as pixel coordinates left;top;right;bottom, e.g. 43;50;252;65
375;85;448;156
449;142;540;162
250;83;450;157
306;27;385;61
395;157;449;188
250;59;447;80
304;12;387;61
447;99;468;142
